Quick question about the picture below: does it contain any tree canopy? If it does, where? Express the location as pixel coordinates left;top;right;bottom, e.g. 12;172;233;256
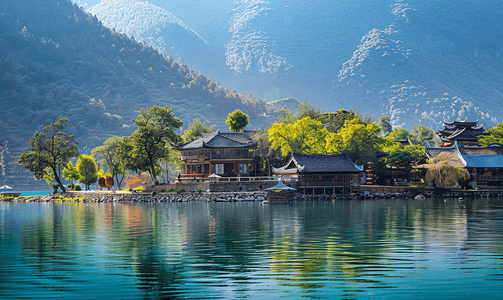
130;105;183;183
17;118;79;193
378;116;392;136
480;122;503;146
410;125;436;146
390;129;410;141
62;161;80;183
326;118;393;165
269;117;329;156
92;136;128;189
76;154;98;191
226;109;249;132
183;118;212;143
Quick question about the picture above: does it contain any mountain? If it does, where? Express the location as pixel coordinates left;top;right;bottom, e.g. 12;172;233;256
88;0;503;130
0;0;274;189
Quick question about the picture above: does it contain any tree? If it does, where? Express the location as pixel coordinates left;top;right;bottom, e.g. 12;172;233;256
326;118;393;165
425;153;469;188
480;122;503;146
319;109;357;133
226;109;249;132
62;161;80;185
378;116;392;136
410;125;436;146
383;144;428;180
18;118;79;193
390;129;410;141
269;117;329;156
183;118;212;142
130;105;183;184
77;154;98;190
92;136;127;189
294;100;322;121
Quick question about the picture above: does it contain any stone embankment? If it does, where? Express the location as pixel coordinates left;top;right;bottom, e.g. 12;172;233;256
19;191;268;203
5;189;502;203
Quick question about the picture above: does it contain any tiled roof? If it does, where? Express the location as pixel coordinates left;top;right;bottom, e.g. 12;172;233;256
443;120;479;127
462;155;503;168
273;152;363;174
178;130;258;150
440;128;481;142
425;142;503;168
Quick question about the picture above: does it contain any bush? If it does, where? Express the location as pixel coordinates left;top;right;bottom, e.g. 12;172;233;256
152;191;158;196
105;176;114;189
75;184;81;191
98;176;106;189
136;186;145;192
176;188;185;194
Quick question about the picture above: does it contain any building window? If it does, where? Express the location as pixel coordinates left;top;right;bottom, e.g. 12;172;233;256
239;163;248;174
215;164;224;175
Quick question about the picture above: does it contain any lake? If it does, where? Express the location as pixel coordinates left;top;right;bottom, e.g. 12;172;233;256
1;198;502;299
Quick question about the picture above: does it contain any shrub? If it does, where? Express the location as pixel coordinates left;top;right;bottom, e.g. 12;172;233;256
136;186;145;192
105;176;114;189
98;176;106;189
152;191;158;196
74;184;81;191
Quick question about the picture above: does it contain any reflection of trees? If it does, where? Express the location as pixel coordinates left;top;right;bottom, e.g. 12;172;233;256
12;198;503;298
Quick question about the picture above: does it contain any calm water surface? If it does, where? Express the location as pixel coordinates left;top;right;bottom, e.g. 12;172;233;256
1;198;503;299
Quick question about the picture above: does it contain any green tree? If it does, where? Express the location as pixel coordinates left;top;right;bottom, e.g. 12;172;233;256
383;144;428;180
410;125;436;146
91;136;127;189
226;109;249;132
276;109;295;124
130;105;183;184
295;100;322;121
183;118;212;142
378;116;392;136
77;154;98;190
62;161;80;185
326;118;393;165
269;117;329;156
319;109;357;133
390;129;410;141
480;122;503;146
18;118;79;193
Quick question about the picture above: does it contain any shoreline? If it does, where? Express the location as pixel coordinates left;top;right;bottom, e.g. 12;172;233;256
3;188;503;203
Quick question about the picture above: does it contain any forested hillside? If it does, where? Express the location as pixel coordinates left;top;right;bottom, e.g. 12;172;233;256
89;0;503;130
0;0;273;188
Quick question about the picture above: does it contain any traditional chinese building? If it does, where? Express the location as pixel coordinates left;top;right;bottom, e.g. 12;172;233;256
437;120;485;147
178;130;259;178
272;151;363;194
425;142;503;188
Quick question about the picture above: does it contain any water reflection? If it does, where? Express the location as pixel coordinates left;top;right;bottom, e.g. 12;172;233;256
0;198;502;299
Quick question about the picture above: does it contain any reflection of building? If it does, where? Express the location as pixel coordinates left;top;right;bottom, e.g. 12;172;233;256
178;130;258;178
437;120;484;147
272;151;363;194
425;142;503;188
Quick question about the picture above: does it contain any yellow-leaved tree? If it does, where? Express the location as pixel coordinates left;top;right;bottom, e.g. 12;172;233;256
268;117;329;156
